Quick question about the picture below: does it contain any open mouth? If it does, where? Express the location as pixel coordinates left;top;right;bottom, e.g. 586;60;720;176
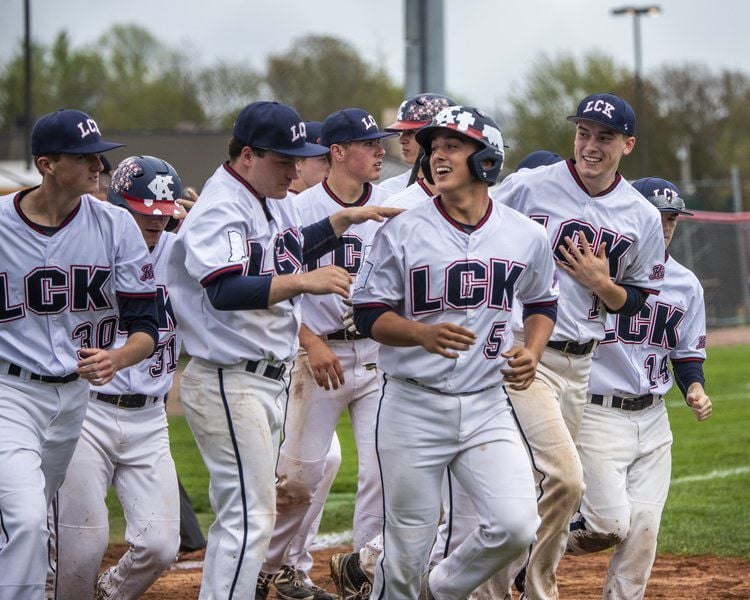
435;166;452;175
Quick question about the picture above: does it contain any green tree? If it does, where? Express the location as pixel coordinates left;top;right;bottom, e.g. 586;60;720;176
264;35;402;122
196;62;262;128
95;25;206;129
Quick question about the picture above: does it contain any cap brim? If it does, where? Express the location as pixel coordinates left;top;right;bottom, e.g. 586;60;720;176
567;115;631;136
331;131;398;144
660;207;694;216
384;120;429;132
66;140;126;154
123;195;180;216
271;141;330;157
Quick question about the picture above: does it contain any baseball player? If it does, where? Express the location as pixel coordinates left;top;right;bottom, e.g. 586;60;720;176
53;155;184;600
566;177;711;599
478;93;666;600
352;105;559;599
259;108;395;600
379;94;456;194
290;121;331;195
283;118;343;598
165;101;400;600
0;109;158;600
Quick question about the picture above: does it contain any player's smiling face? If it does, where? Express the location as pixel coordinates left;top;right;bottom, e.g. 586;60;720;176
429;131;479;193
573;121;635;192
132;212;170;248
252;150;299;199
399;130;419;164
339;139;386;183
51;153;104;195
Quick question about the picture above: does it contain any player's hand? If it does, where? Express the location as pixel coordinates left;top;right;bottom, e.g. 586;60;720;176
330;206;404;235
301;266;352;298
76;347;122;386
176;187;198;212
555;232;610;291
500;345;539;390
686;384;712;421
419;322;476;359
305;337;346;391
341;298;359;336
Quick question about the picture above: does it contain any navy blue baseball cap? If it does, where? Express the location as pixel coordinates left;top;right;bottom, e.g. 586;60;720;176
632;177;693;215
320;108;396;146
567;93;636;136
516;150;564;171
304;120;324;145
233;101;328;157
31;109;124;155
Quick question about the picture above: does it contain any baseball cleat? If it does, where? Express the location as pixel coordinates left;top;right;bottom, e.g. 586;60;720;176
330;552;371;600
256;571;275;600
272;565;315;600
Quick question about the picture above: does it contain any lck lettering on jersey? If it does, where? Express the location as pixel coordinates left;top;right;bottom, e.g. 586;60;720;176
244;230;304;277
410;259;526;315
552;219;634;278
0;267;113;322
602;300;686;349
308;234;364;275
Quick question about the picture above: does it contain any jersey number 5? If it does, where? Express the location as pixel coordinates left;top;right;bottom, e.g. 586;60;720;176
483;321;507;359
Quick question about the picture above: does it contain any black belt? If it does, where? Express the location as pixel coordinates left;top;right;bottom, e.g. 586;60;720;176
5;362;79;384
244;359;286;381
92;392;163;409
547;339;597;356
322;329;365;342
590;393;659;412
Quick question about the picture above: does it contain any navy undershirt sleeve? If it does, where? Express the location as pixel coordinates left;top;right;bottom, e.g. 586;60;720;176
672;360;705;398
302;217;343;265
354;305;393;339
116;294;159;354
522;302;558;323
608;284;648;316
205;272;273;310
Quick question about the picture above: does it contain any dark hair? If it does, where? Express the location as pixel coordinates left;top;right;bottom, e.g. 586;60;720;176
228;137;267;161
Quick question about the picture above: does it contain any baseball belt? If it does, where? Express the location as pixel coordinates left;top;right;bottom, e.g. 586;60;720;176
91;391;164;409
547;339;597;356
590;393;661;412
1;361;79;384
243;358;286;381
321;329;366;342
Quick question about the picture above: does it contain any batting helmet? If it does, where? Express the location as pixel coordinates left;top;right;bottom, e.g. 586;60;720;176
632;177;693;215
108;155;183;217
415;106;505;185
385;93;457;132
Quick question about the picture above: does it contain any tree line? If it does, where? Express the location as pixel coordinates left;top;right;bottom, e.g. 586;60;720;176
1;25;748;209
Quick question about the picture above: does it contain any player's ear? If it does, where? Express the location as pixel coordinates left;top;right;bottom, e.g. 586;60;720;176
330;143;346;163
35;155;55;176
622;135;636;156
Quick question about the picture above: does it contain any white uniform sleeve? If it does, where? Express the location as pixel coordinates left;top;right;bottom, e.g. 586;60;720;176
114;211;157;295
515;227;559;308
182;192;257;286
620;211;665;294
491;173;522;211
353;225;404;310
671;279;707;361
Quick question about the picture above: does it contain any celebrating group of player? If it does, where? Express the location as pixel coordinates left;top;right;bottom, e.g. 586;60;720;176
0;89;711;600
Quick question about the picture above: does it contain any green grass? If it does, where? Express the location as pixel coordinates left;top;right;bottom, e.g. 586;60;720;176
107;345;750;559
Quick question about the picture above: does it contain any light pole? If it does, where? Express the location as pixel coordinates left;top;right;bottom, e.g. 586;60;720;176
611;5;661;177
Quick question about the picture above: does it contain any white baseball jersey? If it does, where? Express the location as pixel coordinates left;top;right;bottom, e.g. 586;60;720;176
588;254;706;397
95;232;181;398
353;197;558;393
492;160;665;343
379;169;411;195
382;179;434;210
295;181;391;336
0;190;155;376
166;163;308;364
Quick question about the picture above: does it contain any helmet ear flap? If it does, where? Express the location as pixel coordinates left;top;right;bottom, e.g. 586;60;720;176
467;145;504;185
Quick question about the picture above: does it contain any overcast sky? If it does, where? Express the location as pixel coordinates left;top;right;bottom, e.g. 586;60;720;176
1;0;747;113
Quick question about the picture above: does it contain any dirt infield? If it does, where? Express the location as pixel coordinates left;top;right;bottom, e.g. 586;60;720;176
104;544;750;599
